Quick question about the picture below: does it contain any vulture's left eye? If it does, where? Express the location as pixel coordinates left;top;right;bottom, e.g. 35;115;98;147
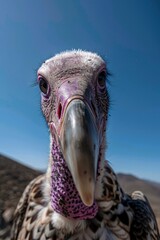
39;77;48;94
97;71;106;88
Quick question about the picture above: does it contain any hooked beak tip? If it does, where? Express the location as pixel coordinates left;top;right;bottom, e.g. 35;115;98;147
82;194;94;207
78;179;95;207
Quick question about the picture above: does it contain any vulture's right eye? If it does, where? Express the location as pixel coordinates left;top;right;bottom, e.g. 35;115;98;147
39;77;48;95
97;71;106;88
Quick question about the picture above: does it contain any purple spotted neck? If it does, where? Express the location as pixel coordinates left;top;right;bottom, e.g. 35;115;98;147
50;140;98;219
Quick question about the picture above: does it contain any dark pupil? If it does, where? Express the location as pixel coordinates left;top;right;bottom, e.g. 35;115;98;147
98;72;106;87
39;78;48;94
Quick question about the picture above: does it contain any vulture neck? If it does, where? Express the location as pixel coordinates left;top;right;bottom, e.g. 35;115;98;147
45;134;123;228
49;138;101;220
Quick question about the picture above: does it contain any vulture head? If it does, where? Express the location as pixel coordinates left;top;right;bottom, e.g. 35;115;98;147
37;50;110;220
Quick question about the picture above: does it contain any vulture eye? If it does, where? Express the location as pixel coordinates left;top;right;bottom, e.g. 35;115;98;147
39;77;48;95
97;71;106;88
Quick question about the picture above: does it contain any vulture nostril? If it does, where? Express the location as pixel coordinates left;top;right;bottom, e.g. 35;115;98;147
57;102;62;120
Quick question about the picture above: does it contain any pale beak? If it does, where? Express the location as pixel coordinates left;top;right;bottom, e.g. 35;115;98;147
60;99;99;206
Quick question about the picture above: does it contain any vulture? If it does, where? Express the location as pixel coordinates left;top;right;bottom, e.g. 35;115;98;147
11;50;159;240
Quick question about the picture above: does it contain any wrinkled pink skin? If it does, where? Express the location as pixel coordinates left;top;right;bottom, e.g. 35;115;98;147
51;140;98;219
54;77;99;138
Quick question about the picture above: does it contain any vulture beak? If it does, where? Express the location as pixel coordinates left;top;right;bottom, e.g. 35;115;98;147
60;99;99;207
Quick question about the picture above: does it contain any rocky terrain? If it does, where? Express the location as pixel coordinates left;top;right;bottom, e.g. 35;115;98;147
0;154;41;239
0;154;160;238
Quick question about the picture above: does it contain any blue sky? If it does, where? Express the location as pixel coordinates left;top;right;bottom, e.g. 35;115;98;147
0;0;160;181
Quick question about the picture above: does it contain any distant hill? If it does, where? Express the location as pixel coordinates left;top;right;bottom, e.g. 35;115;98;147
0;154;41;211
0;154;42;239
0;154;160;234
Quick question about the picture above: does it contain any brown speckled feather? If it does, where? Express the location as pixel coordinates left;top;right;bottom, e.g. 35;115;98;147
11;163;160;240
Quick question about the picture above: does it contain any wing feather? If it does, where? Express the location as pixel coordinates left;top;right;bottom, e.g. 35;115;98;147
129;191;160;239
